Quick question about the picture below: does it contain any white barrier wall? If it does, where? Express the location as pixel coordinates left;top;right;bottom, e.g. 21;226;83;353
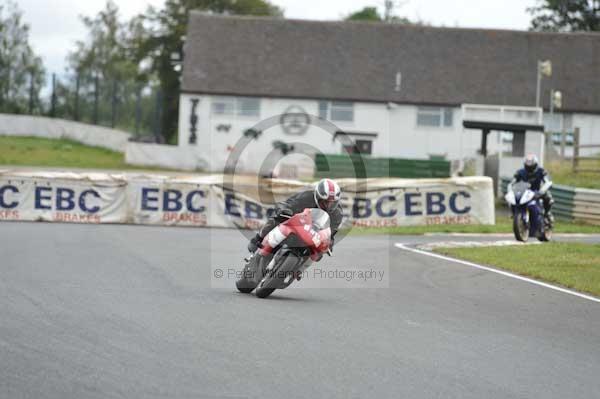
126;142;316;179
0;171;495;227
0;114;131;152
125;142;209;171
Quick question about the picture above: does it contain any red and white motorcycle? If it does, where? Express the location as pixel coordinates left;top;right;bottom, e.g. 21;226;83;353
236;208;332;298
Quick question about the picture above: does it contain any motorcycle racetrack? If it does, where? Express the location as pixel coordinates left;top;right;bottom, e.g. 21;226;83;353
1;222;599;399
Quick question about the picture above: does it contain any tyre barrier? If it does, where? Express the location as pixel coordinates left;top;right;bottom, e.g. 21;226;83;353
0;170;495;228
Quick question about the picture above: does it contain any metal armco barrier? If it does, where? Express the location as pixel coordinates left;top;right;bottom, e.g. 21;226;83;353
501;177;600;225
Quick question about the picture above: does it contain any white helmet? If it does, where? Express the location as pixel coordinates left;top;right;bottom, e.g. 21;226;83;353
314;178;341;211
524;154;539;173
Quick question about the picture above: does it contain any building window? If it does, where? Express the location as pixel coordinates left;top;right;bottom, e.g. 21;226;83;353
344;139;372;155
237;97;260;117
331;101;354;121
318;101;328;119
417;107;453;127
211;96;260;117
211;97;235;115
551;132;574;146
543;113;573;132
318;100;354;122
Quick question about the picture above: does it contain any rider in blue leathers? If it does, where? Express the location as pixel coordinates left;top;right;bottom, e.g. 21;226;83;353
507;154;554;224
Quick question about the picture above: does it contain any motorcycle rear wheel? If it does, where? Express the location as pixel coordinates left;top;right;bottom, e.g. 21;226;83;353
255;287;276;298
513;213;529;242
538;220;553;242
538;231;551;242
236;280;255;294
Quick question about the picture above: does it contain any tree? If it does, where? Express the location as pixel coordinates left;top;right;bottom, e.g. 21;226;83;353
0;0;45;113
345;3;411;24
528;0;600;32
67;1;149;129
346;7;382;21
134;0;283;143
68;1;142;90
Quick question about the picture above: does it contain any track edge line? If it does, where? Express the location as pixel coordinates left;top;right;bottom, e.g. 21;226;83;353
394;243;600;304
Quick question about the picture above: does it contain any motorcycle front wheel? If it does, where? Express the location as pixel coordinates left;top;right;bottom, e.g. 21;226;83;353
254;251;305;299
538;219;553;242
513;211;530;242
254;268;282;298
236;255;260;293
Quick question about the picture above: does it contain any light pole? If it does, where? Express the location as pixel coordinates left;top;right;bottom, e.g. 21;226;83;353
550;89;565;158
536;60;552;108
550;90;562;115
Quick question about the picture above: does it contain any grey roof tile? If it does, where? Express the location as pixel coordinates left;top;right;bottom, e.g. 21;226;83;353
182;12;600;113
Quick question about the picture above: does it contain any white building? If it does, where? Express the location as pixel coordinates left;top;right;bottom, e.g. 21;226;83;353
127;13;600;182
175;93;546;176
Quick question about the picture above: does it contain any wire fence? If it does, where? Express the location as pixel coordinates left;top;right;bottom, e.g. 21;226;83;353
1;70;171;142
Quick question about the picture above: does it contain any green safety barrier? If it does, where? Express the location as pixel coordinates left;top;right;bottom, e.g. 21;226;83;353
314;154;451;179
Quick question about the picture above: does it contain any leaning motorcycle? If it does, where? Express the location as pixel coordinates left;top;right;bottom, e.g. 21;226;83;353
236;208;332;298
505;181;552;242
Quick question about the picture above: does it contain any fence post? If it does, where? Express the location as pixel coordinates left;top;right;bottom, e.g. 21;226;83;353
153;89;162;143
0;70;4;111
110;79;117;128
93;74;99;125
135;86;142;135
74;73;80;121
572;127;580;173
50;73;57;117
28;70;35;114
560;130;566;160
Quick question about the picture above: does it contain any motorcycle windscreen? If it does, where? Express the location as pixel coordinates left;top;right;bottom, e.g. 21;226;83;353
512;181;531;202
309;208;330;230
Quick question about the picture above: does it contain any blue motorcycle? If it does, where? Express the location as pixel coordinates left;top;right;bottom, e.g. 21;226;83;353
505;181;552;242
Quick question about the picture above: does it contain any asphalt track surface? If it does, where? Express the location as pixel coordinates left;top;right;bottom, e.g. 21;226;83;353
1;222;599;399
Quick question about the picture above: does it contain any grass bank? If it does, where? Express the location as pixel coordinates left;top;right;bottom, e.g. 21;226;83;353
0;135;176;172
434;243;600;297
0;136;133;170
546;159;600;190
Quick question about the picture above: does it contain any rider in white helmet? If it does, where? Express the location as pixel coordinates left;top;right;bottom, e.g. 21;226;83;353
247;178;343;252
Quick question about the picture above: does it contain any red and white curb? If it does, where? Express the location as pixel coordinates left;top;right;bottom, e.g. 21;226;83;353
394;243;600;303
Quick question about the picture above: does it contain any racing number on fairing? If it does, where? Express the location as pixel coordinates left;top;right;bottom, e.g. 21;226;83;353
304;224;321;246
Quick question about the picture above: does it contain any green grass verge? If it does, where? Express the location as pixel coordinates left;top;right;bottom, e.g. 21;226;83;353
0;135;176;171
434;243;600;297
546;159;600;190
346;218;600;235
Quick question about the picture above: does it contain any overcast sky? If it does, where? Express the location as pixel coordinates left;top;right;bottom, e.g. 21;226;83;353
18;0;538;78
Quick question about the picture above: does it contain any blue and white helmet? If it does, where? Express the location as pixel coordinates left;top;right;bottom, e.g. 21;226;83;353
314;178;341;211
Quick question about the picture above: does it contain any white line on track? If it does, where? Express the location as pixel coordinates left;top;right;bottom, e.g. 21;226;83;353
394;243;600;303
415;240;540;251
423;233;600;238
